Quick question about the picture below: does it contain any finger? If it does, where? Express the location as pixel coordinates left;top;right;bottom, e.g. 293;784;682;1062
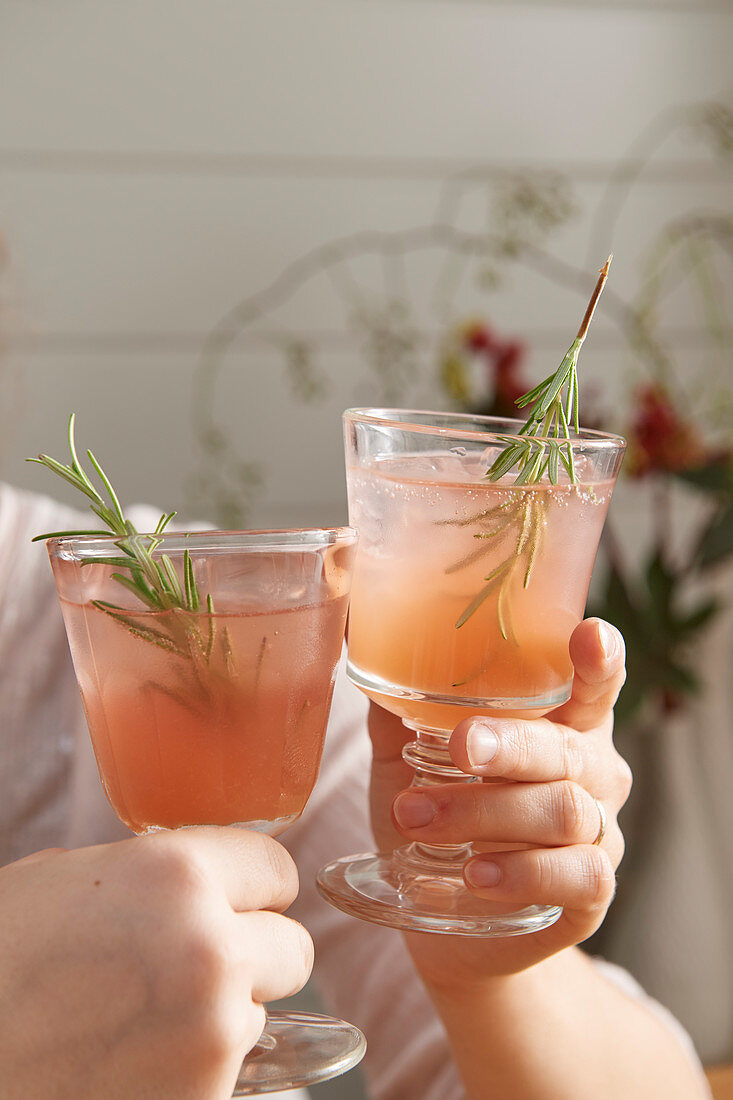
392;780;607;848
144;828;300;915
368;701;412;771
238;911;315;1004
550;618;626;732
368;702;414;851
463;845;617;923
8;847;69;867
450;713;598;786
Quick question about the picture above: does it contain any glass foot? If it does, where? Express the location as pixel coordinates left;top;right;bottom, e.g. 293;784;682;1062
233;1010;366;1096
317;851;562;937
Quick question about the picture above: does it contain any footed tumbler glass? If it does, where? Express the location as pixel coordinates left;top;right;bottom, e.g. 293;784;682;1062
318;410;625;937
48;528;366;1095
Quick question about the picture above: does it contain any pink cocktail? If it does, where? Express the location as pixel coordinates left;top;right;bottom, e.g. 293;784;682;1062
318;410;624;938
48;528;366;1096
50;531;352;836
347;453;614;728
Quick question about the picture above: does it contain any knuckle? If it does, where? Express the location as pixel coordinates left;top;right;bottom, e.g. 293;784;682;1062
555;781;589;843
506;721;533;775
192;999;244;1069
559;727;584;781
260;914;314;995
471;784;496;835
250;1001;267;1034
183;927;231;1002
137;839;208;900
569;675;598;706
241;1002;267;1053
258;837;299;904
289;921;315;989
301;924;315;977
579;848;616;909
608;824;626;869
615;755;633;802
536;852;560;896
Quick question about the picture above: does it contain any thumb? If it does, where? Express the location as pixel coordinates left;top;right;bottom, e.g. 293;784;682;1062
550;618;626;732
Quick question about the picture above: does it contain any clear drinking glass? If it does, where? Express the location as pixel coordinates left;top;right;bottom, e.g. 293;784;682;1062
317;410;625;937
47;528;366;1095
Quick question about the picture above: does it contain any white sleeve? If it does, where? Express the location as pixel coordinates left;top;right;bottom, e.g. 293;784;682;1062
0;483;123;864
1;485;704;1099
0;485;174;862
285;659;711;1100
285;659;463;1100
591;958;711;1093
65;502;170;849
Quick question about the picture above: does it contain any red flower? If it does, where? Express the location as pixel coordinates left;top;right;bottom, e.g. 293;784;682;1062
455;322;530;418
627;384;707;477
462;321;496;354
492;340;528;411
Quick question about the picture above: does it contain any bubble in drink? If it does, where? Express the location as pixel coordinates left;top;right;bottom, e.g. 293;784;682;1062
346;452;613;728
51;540;353;835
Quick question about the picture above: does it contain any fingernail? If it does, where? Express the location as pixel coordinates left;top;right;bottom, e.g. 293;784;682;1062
465;860;502;888
597;621;618;661
466;722;499;768
393;792;436;829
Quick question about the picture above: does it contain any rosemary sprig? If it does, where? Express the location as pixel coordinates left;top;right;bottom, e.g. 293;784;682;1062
452;494;546;634
27;414;226;671
448;257;612;640
486;254;612;485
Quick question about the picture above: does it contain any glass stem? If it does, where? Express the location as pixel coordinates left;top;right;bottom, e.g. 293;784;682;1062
400;723;479;867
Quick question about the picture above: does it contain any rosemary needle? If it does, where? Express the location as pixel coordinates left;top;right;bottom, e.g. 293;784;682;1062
451;257;612;634
486;255;612;486
27;415;223;669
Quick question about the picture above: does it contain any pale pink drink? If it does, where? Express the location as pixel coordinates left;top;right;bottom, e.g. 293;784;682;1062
49;531;354;837
318;410;624;938
347;453;614;728
48;528;366;1097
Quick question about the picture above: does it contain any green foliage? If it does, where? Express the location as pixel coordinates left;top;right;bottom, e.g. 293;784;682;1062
351;299;420;404
675;460;733;570
29;415;201;617
675;460;733;495
591;457;733;724
491;170;577;257
27;417;233;673
590;553;723;723
697;503;733;569
487;258;611;486
284;338;328;403
186;426;262;531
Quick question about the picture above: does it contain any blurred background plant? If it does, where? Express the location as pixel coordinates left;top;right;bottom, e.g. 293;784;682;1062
424;100;732;1002
438;306;733;734
190;98;732;1040
2;2;731;1068
193;93;732;738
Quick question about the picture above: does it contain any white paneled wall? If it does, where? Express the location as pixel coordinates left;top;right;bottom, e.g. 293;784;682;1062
1;0;730;525
1;0;732;1081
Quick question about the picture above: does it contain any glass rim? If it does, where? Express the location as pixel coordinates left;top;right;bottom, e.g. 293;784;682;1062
46;527;357;560
344;408;626;451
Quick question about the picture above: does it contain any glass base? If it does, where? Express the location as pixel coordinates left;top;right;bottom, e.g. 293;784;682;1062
317;851;563;937
137;814;299;838
233;1010;366;1095
347;658;572;725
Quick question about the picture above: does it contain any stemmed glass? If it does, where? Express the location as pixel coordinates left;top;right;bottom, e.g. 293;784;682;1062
47;528;366;1095
318;409;625;937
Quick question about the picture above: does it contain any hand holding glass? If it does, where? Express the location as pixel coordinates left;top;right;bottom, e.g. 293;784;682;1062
318;410;625;937
48;528;365;1095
